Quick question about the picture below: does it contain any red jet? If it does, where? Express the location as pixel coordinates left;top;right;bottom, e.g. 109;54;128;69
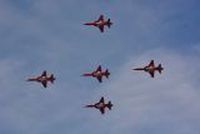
27;70;55;88
85;97;113;114
82;65;110;83
84;15;113;32
133;60;164;78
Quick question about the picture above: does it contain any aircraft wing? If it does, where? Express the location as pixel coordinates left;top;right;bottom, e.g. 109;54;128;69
99;97;104;103
41;81;47;88
41;71;47;77
97;15;104;21
148;60;155;67
98;26;104;33
99;108;105;114
149;71;155;78
97;76;102;83
96;65;102;72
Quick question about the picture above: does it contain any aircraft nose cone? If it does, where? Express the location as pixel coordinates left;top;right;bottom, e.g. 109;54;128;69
82;73;89;77
133;68;143;71
84;23;90;25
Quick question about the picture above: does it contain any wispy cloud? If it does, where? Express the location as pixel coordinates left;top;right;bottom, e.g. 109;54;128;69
93;48;200;134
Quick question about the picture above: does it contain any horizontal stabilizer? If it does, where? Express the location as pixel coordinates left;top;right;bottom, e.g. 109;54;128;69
107;19;112;28
158;64;164;74
105;69;110;78
50;74;55;83
107;101;113;110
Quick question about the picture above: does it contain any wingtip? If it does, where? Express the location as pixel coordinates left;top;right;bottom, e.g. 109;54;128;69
100;14;104;17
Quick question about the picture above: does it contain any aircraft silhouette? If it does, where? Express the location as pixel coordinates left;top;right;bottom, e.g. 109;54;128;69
84;15;113;32
82;65;110;83
85;97;113;114
27;70;55;88
133;60;164;78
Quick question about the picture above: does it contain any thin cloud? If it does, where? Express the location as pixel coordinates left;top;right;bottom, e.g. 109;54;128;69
95;48;200;134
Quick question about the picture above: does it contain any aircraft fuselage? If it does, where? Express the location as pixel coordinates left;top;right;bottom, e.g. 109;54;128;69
85;20;108;27
144;66;156;72
95;102;106;109
92;71;104;77
28;76;54;84
96;20;108;27
29;76;48;82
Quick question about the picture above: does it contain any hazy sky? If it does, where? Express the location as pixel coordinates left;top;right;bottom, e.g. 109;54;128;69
0;0;200;134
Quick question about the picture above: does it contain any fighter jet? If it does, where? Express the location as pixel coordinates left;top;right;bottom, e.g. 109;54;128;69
85;97;113;114
82;65;110;83
27;70;55;88
133;60;164;78
84;15;113;32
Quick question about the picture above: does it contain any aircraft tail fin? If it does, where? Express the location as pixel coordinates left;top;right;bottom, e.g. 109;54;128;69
107;101;113;110
107;19;112;28
158;64;164;74
50;74;55;83
105;69;110;78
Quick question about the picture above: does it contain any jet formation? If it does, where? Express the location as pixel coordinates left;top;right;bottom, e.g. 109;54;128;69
25;12;165;115
133;60;164;78
26;60;164;114
85;97;113;114
27;71;55;88
84;15;113;33
82;65;110;83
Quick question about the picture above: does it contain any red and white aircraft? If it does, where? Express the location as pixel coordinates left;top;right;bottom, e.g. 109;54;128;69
133;60;164;78
85;97;113;114
84;15;113;32
82;65;110;83
27;70;55;88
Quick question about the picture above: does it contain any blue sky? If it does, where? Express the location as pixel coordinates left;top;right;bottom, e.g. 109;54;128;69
0;0;200;134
